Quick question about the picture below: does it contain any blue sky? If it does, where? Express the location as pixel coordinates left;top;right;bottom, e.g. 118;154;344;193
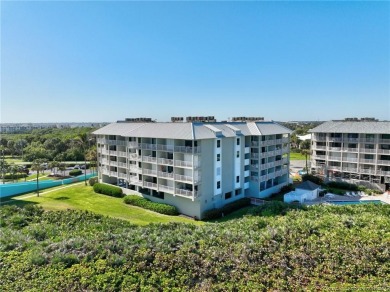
1;1;389;123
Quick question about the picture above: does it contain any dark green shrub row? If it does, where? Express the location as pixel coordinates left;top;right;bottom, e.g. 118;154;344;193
69;169;82;176
327;181;358;191
203;198;251;220
123;195;178;215
2;173;28;179
93;183;124;198
302;174;323;185
88;177;98;186
280;184;295;193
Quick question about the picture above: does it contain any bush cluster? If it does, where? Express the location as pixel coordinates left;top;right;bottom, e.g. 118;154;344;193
2;173;28;179
327;181;358;191
88;177;98;186
69;169;82;177
123;195;178;215
93;183;124;198
248;201;306;217
202;198;251;220
302;174;323;185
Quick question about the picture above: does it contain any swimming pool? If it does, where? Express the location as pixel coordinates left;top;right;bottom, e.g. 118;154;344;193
329;200;384;205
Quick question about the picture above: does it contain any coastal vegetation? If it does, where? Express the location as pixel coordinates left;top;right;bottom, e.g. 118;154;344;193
0;203;388;291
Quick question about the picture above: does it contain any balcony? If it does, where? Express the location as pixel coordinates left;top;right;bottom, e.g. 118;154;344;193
343;137;359;143
109;161;118;167
142;156;157;163
144;181;158;189
378;149;390;154
175;188;200;198
328;156;341;161
359;159;375;164
128;142;139;149
158;171;174;179
313;136;327;141
328;147;341;151
174;159;193;168
118;173;127;179
245;147;250;154
174;173;195;183
250;176;259;182
378;160;390;166
342;148;358;152
328;166;341;171
157;158;174;165
118;151;127;157
129;165;140;173
174;145;201;154
343;157;358;163
275;139;282;144
109;171;117;176
159;184;175;194
378;170;390;176
314;155;326;160
109;150;117;156
129;175;139;183
101;168;109;175
118;162;127;168
314;145;327;150
244;159;250;165
259;175;268;181
342;167;358;173
251;153;259;159
250;165;259;171
101;149;109;155
129;153;139;160
143;169;157;176
360;168;375;175
328;137;342;142
360;148;376;153
251;141;259;147
379;139;390;144
274;149;283;155
244;170;250;177
282;137;290;143
244;182;250;189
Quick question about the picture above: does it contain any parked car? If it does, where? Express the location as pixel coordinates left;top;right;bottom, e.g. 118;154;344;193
73;165;80;170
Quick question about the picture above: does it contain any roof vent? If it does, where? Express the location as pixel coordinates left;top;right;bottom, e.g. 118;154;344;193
117;118;154;123
171;117;184;122
186;116;216;123
232;117;264;122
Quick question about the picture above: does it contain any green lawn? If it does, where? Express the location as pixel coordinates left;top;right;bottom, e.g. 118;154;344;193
4;184;203;226
290;152;308;160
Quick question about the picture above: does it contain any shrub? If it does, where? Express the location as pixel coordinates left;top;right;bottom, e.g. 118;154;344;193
123;195;178;215
93;183;124;198
281;184;295;193
88;176;98;186
302;174;323;185
202;198;251;220
248;201;306;217
69;169;82;177
3;173;28;179
327;181;358;191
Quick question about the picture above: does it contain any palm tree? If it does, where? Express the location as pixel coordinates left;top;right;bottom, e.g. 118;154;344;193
9;163;19;183
0;158;9;184
300;140;311;173
31;159;47;197
73;133;92;186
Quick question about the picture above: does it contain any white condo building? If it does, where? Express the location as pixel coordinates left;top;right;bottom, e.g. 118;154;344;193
93;117;291;218
309;119;390;191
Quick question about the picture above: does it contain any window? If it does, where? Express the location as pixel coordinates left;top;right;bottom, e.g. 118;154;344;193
237;138;240;145
217;181;221;189
217;140;221;148
236;176;240;183
236;151;240;158
235;189;241;196
217;154;221;161
225;192;232;200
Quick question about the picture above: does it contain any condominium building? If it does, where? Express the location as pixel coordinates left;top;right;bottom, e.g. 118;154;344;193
93;117;291;218
309;119;390;191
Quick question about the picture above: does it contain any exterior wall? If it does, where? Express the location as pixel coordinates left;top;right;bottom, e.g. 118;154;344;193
310;131;390;190
95;125;292;219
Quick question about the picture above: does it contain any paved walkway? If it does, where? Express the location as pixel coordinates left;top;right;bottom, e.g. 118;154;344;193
305;192;390;205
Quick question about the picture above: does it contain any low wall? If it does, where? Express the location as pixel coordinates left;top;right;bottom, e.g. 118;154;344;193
0;173;97;198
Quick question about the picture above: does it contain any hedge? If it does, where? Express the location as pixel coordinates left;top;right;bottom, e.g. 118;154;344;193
326;181;359;191
203;198;251;220
2;173;28;179
302;174;323;185
88;177;98;186
69;169;82;177
123;195;178;215
93;183;124;198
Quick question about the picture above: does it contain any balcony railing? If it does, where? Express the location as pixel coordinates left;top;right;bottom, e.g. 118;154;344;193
314;145;327;150
378;149;390;154
174;160;193;168
378;160;390;166
314;155;326;160
359;159;375;164
157;158;174;165
379;139;390;144
360;168;376;175
251;141;259;147
144;181;158;189
159;184;175;194
274;149;283;155
129;165;140;173
343;157;358;162
118;162;127;168
143;169;157;176
360;148;376;153
342;148;358;152
110;171;117;176
328;147;341;151
251;153;259;159
118;173;127;179
142;156;157;163
327;156;341;161
128;142;139;149
174;145;201;154
109;150;117;156
328;137;342;142
282;137;290;143
378;170;390;176
129;153;139;160
174;174;194;183
175;188;200;198
158;171;174;179
109;161;118;167
328;166;341;171
342;167;358;173
118;151;127;157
